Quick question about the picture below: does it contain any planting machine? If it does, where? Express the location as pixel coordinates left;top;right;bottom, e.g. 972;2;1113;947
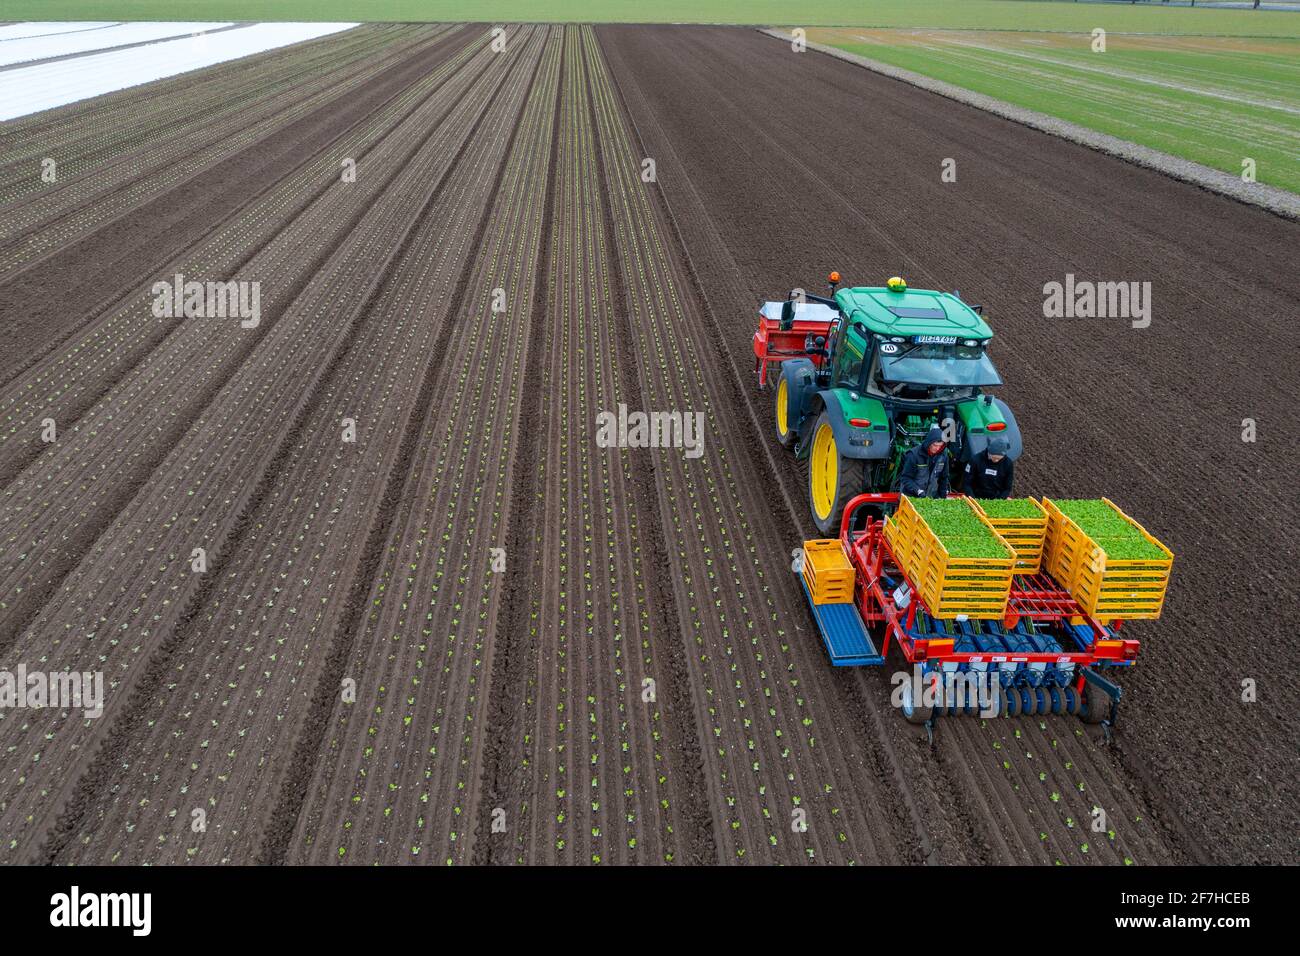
755;274;1174;735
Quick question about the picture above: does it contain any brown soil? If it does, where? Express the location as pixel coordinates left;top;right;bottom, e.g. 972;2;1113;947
597;23;1299;865
0;24;1292;867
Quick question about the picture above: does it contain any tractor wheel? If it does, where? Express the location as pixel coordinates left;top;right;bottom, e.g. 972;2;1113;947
806;410;865;536
774;366;797;449
1081;679;1111;725
901;678;933;725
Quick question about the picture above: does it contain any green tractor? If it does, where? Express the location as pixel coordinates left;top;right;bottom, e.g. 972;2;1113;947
753;273;1022;534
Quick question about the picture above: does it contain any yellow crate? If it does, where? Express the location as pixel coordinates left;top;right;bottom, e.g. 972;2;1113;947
918;573;1012;619
1000;539;1045;573
1073;563;1171;622
896;496;1016;619
995;527;1047;541
923;595;1010;618
920;567;1011;617
921;570;1009;585
802;539;854;584
801;539;855;605
1014;553;1044;573
1045;527;1087;584
882;518;915;568
884;500;930;572
1043;508;1091;584
1074;567;1170;621
802;563;855;605
1042;498;1174;620
884;498;921;549
1043;498;1174;580
971;498;1048;574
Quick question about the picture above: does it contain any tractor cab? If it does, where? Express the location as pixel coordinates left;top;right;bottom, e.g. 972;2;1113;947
832;279;998;397
754;273;1023;534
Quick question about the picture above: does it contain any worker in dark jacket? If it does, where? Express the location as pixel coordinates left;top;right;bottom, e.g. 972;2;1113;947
898;426;950;498
964;436;1015;499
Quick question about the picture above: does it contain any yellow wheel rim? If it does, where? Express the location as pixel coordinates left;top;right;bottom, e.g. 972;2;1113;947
776;378;789;438
810;422;838;520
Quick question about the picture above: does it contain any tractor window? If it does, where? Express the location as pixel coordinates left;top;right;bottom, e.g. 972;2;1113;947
875;341;1002;388
834;330;867;388
864;341;1001;402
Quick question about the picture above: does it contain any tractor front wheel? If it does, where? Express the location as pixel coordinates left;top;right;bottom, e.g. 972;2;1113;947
774;366;797;449
806;410;864;536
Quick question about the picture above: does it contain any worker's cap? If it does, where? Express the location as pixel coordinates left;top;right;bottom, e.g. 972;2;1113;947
988;436;1009;455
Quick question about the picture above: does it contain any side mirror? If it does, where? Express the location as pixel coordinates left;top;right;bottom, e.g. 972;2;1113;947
780;298;795;330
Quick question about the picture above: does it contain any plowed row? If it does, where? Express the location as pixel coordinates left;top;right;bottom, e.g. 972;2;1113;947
0;23;1291;865
598;24;1299;865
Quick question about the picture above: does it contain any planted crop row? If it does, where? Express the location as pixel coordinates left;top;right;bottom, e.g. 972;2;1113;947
972;717;1175;865
0;23;400;148
286;26;563;866
0;26;487;470
497;27;690;865
0;27;540;862
0;24;413;198
0;26;463;269
51;27;553;866
580;25;898;863
0;27;496;642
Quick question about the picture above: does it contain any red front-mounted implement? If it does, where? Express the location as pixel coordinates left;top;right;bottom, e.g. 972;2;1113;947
752;277;842;388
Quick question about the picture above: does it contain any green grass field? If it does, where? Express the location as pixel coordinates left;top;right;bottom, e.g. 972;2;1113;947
810;28;1300;193
7;1;1300;36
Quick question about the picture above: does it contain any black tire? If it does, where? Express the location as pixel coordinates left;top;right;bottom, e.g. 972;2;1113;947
806;409;865;537
1081;678;1111;725
774;365;797;449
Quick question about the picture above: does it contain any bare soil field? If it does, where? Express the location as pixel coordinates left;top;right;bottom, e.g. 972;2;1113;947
0;23;1294;865
599;24;1299;865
